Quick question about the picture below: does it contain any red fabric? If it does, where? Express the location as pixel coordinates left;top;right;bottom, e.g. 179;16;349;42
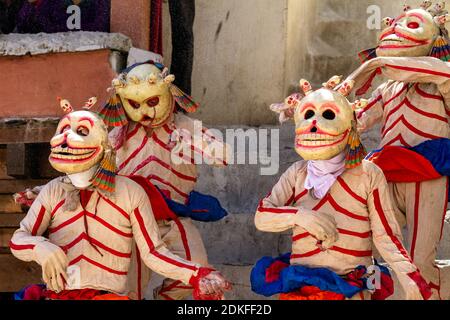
265;261;289;283
372;271;394;300
45;289;129;300
150;0;163;55
189;267;225;300
280;286;346;300
23;285;46;300
14;191;35;208
407;271;432;300
370;146;441;182
130;175;178;221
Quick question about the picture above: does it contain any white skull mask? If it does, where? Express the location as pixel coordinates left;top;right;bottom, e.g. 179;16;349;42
294;88;354;161
115;64;175;128
377;8;440;57
49;110;109;174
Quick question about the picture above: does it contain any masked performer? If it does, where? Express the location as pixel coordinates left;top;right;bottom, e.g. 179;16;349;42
99;61;229;300
251;77;431;300
344;2;450;299
10;98;230;300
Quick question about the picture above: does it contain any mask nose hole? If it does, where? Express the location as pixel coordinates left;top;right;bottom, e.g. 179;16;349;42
61;143;68;148
310;126;318;133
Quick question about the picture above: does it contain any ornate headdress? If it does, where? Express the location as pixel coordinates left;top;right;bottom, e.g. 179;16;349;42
100;61;199;128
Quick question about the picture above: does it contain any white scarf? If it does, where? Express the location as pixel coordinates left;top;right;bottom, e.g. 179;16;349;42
304;152;346;199
67;165;98;189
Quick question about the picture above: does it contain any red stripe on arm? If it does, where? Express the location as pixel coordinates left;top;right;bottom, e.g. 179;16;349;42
9;241;35;251
133;208;197;271
32;206;47;236
373;189;411;261
385;64;450;78
372;187;431;301
51;200;65;218
357;94;382;119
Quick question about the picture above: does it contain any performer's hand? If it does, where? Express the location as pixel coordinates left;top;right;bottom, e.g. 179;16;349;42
194;270;232;300
296;209;338;249
34;242;68;293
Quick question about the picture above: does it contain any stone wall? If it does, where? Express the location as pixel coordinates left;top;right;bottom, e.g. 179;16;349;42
161;0;426;126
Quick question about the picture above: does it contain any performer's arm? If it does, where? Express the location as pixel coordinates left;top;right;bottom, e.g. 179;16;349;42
254;164;302;233
255;163;338;246
10;183;68;292
356;84;385;132
175;114;230;166
367;164;431;300
130;186;202;285
10;185;53;261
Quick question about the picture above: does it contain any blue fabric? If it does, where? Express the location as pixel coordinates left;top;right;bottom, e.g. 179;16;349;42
14;284;46;301
411;138;450;177
159;189;228;222
251;254;391;299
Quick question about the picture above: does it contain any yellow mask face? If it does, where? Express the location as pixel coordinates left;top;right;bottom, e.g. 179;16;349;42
115;64;174;128
294;89;353;160
49;110;108;174
377;8;440;57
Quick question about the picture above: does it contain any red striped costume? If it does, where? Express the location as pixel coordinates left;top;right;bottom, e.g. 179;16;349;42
110;113;229;300
10;176;201;297
255;160;429;299
350;56;450;299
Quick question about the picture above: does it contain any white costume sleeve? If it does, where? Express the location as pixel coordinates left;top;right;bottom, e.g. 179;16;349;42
367;163;430;299
10;184;53;262
349;56;450;105
254;163;302;233
130;186;201;284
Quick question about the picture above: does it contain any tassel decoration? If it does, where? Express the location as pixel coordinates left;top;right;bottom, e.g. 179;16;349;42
169;85;199;113
99;94;129;127
358;47;378;64
430;36;450;61
91;148;117;194
345;120;367;169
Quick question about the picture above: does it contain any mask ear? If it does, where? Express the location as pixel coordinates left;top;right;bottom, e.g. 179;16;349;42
169;85;199;113
99;93;129;127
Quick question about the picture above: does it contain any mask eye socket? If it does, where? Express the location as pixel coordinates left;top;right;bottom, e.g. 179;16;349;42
146;96;160;107
76;126;89;137
128;99;140;109
304;110;315;120
407;21;420;29
60;124;70;134
322;109;336;120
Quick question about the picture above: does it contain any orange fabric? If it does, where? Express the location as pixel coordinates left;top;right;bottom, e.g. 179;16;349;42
279;286;346;300
92;293;130;300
